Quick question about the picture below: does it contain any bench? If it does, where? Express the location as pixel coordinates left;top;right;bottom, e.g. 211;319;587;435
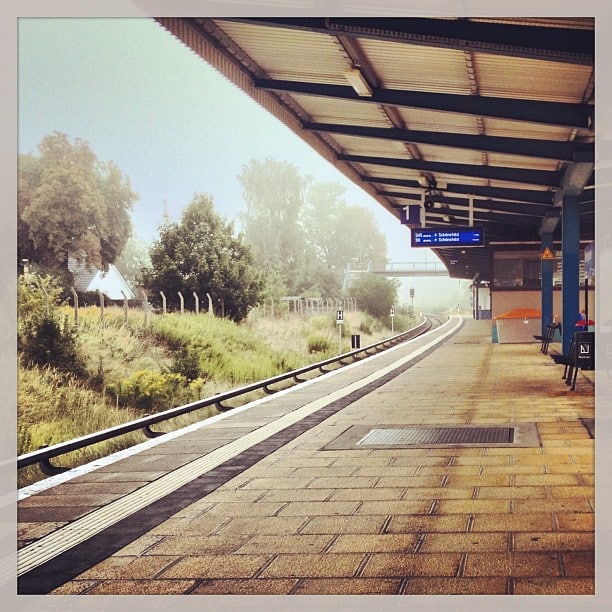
550;331;594;390
534;323;561;354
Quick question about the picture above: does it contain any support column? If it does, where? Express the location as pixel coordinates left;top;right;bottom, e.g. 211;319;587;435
540;231;554;336
561;196;580;354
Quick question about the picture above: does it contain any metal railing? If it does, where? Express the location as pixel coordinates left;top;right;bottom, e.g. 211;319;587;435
18;318;436;476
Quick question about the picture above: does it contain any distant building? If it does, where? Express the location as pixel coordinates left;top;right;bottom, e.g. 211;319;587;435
68;256;136;301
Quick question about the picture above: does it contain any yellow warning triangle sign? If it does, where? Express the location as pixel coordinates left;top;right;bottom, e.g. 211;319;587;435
541;247;555;260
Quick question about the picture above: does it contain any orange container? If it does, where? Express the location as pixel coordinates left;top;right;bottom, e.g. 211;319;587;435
494;308;541;343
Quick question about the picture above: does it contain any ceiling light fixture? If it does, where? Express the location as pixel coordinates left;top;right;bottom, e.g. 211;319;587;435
344;67;373;97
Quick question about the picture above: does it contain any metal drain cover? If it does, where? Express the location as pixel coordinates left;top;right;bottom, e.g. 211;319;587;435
322;423;540;450
358;427;513;446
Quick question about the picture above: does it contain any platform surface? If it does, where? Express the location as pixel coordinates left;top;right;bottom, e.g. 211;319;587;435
17;318;595;596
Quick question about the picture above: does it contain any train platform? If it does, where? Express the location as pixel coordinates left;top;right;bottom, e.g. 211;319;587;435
16;317;596;598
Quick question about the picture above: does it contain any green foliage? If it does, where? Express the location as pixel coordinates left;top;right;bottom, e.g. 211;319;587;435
306;334;332;353
349;273;399;321
142;193;264;322
18;274;87;377
171;345;201;381
238;160;389;298
114;234;152;286
302;183;389;276
19;314;87;377
148;312;300;383
18;132;138;272
17;362;152;488
238;158;309;295
358;314;383;335
108;370;187;411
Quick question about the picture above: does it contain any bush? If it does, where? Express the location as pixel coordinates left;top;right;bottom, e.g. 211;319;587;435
358;314;383;335
171;345;201;381
307;334;331;353
18;314;87;377
348;273;398;320
108;370;188;411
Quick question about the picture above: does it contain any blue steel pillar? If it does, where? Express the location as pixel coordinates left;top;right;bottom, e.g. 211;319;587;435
561;196;580;354
540;231;554;336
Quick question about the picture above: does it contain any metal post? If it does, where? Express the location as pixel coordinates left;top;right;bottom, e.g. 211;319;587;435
97;289;105;321
178;292;184;314
561;196;580;354
160;291;166;315
193;292;199;315
121;290;129;325
540;231;554;336
70;287;79;326
142;290;149;326
584;278;589;327
206;293;213;316
468;194;474;227
39;282;49;316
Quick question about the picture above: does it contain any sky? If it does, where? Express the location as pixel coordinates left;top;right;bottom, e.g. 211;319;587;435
17;17;467;304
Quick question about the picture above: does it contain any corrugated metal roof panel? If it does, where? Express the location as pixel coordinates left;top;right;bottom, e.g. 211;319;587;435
214;21;350;83
474;53;593;103
397;107;481;134
485;153;564;170
289;94;390;126
481;117;576;141
361;38;473;94
331;134;401;156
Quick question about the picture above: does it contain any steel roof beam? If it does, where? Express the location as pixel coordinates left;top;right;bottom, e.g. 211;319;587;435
424;208;541;227
224;18;593;65
337;153;562;186
255;78;593;129
361;175;554;204
401;195;552;218
303;121;592;162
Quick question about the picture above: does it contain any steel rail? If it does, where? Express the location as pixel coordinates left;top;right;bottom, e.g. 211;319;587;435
17;317;437;474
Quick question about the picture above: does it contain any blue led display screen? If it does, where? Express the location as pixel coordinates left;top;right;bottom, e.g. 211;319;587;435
411;226;485;248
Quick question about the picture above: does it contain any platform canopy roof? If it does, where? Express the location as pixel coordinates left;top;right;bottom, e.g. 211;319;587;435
155;17;594;282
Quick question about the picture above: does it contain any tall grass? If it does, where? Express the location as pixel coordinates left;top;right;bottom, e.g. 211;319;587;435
18;363;144;487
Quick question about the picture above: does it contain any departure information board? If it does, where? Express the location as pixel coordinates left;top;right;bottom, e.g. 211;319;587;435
411;226;485;248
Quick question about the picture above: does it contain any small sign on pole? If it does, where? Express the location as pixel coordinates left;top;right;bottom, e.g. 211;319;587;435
336;309;344;324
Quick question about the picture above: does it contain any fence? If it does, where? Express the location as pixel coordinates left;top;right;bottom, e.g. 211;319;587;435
67;288;358;326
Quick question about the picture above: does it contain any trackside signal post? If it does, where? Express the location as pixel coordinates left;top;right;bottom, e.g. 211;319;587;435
336;309;343;353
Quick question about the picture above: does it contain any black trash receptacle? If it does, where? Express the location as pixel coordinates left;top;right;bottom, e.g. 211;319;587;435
573;331;595;370
351;334;361;349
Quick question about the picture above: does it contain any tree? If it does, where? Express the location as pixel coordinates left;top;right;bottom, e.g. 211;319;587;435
237;158;311;295
18;132;138;274
302;183;388;275
114;235;152;287
141;193;264;322
348;273;399;320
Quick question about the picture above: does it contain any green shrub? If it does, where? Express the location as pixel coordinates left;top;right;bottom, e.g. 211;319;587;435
108;370;188;411
358;314;383;335
171;345;201;381
307;334;331;353
18;314;87;377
